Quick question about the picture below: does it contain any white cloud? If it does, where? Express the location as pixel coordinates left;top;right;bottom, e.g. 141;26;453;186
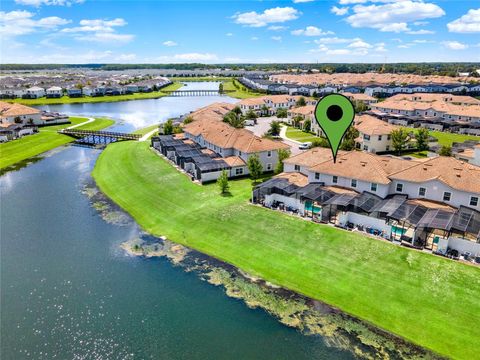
346;1;445;32
331;6;349;16
271;36;282;41
314;37;350;44
15;0;84;6
0;10;70;36
348;39;372;48
447;8;480;33
61;18;133;44
251;36;259;41
326;49;351;55
116;53;137;61
293;0;314;3
442;41;468;50
413;21;429;26
291;26;333;36
173;53;218;61
374;42;387;52
163;40;177;47
232;7;300;27
226;32;233;36
267;25;287;31
406;29;435;35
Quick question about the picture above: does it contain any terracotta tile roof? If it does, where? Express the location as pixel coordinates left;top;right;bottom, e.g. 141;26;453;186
408;199;456;211
188;102;237;122
342;92;377;102
183;118;290;153
0;101;40;118
388;93;480;105
354;114;399;135
239;95;307;107
389;156;480;194
222;156;247;167
284;147;345;167
288;105;315;116
309;151;413;185
324;186;359;195
274;172;309;187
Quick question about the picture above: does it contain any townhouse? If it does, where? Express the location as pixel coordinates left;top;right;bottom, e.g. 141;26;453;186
152;116;290;183
23;86;45;99
0;101;42;125
238;95;315;116
46;86;63;98
253;150;480;254
341;92;378;106
287;105;315;129
354;115;399;153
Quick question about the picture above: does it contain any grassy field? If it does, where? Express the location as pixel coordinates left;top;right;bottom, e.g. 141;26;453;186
222;79;264;99
8;83;182;106
0;116;114;169
428;130;479;147
93;141;480;360
285;126;319;143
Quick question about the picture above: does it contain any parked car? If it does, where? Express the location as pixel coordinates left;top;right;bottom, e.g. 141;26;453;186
299;142;312;150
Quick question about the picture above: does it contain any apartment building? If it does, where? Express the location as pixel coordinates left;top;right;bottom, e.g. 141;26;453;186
354;115;399;153
238;95;315;116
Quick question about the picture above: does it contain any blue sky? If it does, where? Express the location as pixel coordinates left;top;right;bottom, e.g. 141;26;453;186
1;0;479;63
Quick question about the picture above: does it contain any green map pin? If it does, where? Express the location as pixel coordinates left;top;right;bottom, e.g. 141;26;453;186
314;94;355;163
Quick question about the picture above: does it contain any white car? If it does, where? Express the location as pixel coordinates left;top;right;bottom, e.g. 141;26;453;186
299;142;312;150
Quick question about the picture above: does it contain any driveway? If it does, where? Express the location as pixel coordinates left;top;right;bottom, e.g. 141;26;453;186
248;116;304;155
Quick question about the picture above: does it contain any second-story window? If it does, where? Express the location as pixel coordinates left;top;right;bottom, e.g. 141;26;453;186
332;175;338;184
396;183;403;192
470;197;479;207
419;187;426;197
267;151;272;157
378;135;382;141
315;173;320;180
371;183;377;192
351;179;357;188
364;134;370;140
443;192;451;202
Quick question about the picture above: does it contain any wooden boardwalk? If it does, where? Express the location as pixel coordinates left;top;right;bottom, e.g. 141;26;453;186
162;89;234;97
59;129;141;146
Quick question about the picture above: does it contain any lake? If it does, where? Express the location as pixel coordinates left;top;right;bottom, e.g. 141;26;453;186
1;82;356;359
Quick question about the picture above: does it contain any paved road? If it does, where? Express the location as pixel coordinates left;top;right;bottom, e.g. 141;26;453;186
249;116;303;155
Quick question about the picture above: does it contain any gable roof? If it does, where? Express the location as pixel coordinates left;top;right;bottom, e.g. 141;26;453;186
309;151;413;185
354;114;399;135
389;156;480;194
0;101;40;119
284;147;344;168
183;118;289;153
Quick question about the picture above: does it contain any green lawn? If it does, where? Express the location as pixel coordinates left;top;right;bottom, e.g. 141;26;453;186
7;82;182;106
429;130;480;147
285;126;319;143
93;141;480;360
0;116;114;169
133;124;159;136
222;79;264;99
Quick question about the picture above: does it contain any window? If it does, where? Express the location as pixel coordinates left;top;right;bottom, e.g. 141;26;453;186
363;145;368;151
332;175;338;184
418;187;426;197
387;135;391;140
470;196;478;207
267;150;272;157
239;151;242;156
396;183;403;192
266;163;272;171
386;145;390;151
371;183;377;192
364;134;370;140
235;168;243;176
378;135;382;141
294;165;300;171
443;192;451;202
315;173;320;180
351;179;357;188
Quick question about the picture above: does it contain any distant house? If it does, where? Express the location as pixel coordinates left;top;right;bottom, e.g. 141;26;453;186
46;86;63;98
354;115;400;153
0;123;35;142
342;92;378;107
0;101;42;125
23;86;45;99
66;87;83;98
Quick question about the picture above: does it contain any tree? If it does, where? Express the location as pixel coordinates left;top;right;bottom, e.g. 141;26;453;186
245;109;257;120
303;119;311;132
390;128;409;154
268;121;281;136
296;97;306;107
292;115;303;128
217;170;230;194
339;126;359;151
247;154;263;182
223;111;245;128
163;119;174;135
276;108;288;118
311;137;330;148
415;128;430;151
354;100;367;113
183;116;194;124
275;148;291;174
261;104;269;116
218;83;224;94
232;106;242;115
439;145;452;157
